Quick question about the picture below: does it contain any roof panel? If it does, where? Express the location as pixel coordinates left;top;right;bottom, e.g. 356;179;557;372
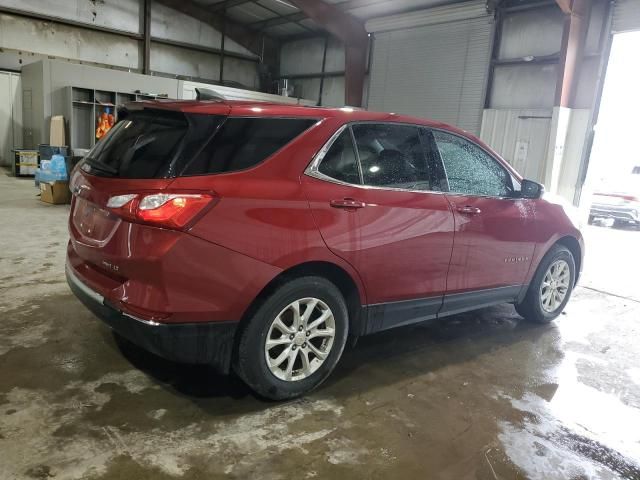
226;2;279;23
257;0;300;16
298;18;322;31
192;0;230;5
344;0;452;19
263;22;308;37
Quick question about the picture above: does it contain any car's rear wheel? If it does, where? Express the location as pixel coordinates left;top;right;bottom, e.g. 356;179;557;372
516;245;575;324
234;276;348;400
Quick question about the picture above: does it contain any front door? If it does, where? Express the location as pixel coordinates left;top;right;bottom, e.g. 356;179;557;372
303;123;455;332
431;129;536;314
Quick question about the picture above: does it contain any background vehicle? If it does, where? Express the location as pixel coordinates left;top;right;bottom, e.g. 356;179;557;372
66;101;584;400
589;167;640;228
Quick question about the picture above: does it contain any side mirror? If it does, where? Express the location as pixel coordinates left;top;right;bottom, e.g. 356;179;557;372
520;179;544;199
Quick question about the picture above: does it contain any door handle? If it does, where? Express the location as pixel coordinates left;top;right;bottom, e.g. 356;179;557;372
456;205;482;215
330;198;366;209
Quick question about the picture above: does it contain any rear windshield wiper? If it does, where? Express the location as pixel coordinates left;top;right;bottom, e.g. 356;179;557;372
85;156;118;175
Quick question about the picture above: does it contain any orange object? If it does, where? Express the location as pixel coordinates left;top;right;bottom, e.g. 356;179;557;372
96;111;113;139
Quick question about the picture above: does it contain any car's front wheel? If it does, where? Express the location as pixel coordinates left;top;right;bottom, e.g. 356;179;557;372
234;276;348;400
516;244;576;323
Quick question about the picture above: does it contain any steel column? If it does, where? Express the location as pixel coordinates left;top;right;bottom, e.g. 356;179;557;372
143;0;152;74
287;0;368;107
554;0;592;107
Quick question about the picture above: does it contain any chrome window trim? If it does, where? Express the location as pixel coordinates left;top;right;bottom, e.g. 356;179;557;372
305;121;525;200
304;122;446;196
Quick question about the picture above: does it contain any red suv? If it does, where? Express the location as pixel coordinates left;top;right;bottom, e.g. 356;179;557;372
66;101;584;399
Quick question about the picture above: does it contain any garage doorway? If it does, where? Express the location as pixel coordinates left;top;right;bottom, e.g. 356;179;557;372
584;30;640;197
581;30;640;302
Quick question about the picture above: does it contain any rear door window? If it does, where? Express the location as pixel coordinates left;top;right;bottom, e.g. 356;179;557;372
351;123;434;191
182;118;316;175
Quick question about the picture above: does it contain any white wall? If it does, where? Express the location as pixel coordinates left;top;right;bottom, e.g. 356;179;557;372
0;0;259;88
480;109;552;181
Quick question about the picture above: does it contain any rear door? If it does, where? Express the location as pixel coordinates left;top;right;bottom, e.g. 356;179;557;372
303;123;455;332
431;129;536;313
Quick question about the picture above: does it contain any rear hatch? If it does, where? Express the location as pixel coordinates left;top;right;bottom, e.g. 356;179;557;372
70;106;227;246
70;103;318;251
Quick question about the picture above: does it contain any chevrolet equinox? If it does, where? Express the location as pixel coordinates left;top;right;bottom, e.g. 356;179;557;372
66;101;584;399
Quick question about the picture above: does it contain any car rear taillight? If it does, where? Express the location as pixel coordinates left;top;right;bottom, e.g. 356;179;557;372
107;192;216;230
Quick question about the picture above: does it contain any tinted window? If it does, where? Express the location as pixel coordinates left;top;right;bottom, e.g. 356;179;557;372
183;118;315;175
351;123;432;190
83;110;197;178
317;130;361;184
433;131;514;197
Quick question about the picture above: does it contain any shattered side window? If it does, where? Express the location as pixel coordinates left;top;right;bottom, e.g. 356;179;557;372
433;131;514;197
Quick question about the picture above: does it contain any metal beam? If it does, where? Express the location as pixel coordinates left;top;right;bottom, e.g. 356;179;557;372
287;0;368;106
150;37;259;62
554;0;592;107
279;70;345;80
210;0;252;12
220;12;226;82
143;0;152;74
555;0;573;14
0;6;143;40
154;0;271;58
252;12;306;30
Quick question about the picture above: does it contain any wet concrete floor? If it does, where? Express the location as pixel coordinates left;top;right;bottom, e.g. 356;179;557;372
1;172;639;479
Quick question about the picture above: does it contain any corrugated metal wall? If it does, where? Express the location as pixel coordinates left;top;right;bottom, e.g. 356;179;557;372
613;0;640;33
480;109;552;181
366;2;493;134
279;37;346;107
0;0;259;88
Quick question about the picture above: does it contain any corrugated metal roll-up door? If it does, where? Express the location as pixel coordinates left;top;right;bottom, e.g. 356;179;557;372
366;0;493;135
612;0;640;33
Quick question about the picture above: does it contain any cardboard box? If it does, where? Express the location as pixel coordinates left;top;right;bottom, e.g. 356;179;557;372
49;116;66;147
40;181;71;205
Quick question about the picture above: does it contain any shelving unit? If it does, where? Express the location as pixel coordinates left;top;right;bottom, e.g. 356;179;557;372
66;86;160;151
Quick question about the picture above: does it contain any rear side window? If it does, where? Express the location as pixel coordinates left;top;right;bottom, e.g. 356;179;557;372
82;111;314;178
317;130;361;184
182;118;316;175
83;110;195;178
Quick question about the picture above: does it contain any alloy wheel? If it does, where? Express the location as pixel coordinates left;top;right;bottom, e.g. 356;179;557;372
264;298;336;382
540;259;571;313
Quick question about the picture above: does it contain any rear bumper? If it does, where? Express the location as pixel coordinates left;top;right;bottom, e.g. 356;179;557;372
66;264;238;373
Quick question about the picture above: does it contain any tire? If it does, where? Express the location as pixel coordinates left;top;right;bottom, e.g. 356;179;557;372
516;245;575;324
234;276;349;400
613;219;627;229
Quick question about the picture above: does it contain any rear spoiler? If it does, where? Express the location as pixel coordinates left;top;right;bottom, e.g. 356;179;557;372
195;88;227;102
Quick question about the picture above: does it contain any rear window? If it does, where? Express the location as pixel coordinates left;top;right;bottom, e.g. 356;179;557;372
82;110;316;178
